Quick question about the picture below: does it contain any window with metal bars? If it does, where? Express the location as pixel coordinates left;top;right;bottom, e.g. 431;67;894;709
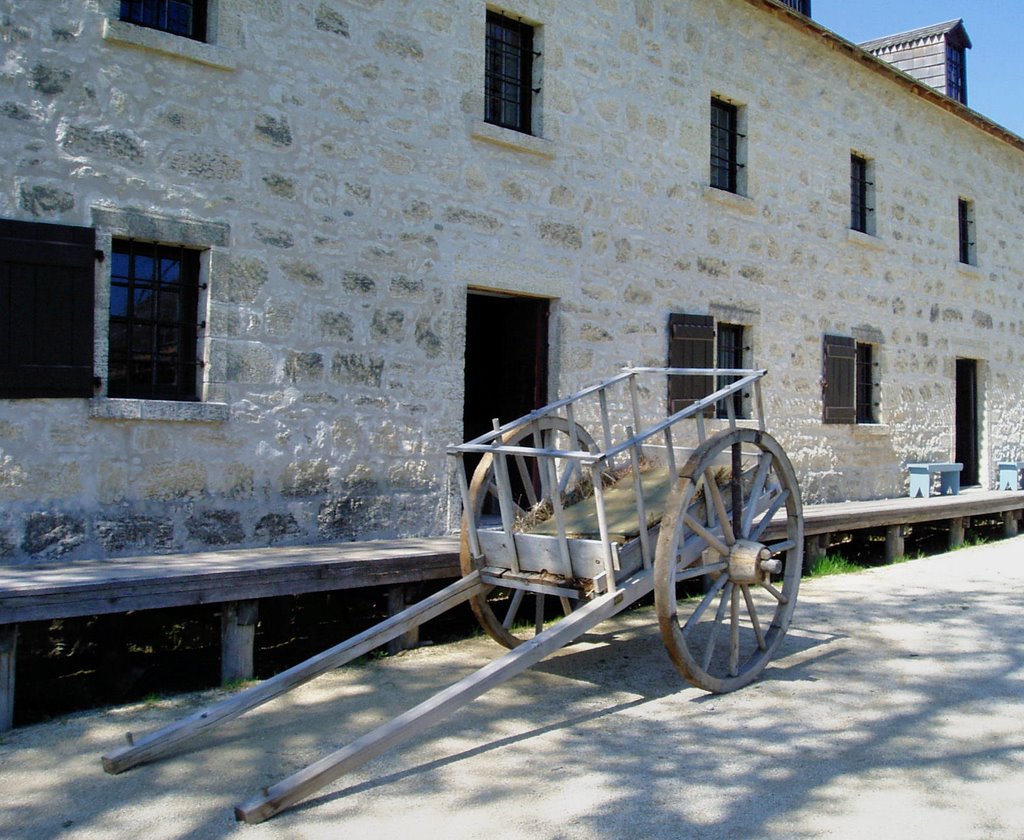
108;239;201;400
120;0;207;42
856;342;876;424
958;197;975;265
485;11;534;135
778;0;811;16
715;323;746;420
710;98;740;193
946;44;967;105
850;153;873;234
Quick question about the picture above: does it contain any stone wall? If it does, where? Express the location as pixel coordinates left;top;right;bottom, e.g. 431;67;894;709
1;0;1023;562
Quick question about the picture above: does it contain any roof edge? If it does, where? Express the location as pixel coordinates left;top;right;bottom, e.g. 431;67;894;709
741;0;1019;154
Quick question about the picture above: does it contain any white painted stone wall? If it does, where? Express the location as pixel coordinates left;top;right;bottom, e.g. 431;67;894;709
1;0;1022;561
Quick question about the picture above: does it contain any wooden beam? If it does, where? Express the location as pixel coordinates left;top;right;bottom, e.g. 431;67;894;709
221;600;259;685
101;571;485;775
885;525;905;563
0;624;16;733
234;568;656;824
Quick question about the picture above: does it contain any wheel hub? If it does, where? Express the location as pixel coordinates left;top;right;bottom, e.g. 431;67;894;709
728;539;777;585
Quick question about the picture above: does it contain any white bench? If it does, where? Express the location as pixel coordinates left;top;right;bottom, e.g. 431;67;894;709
907;462;962;498
998;461;1024;491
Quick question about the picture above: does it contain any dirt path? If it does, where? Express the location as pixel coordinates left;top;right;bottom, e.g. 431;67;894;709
2;537;1023;839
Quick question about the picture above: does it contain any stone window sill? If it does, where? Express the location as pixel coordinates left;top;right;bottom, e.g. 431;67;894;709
852;423;890;436
471;120;555;158
701;185;757;215
956;261;983;280
90;398;229;423
846;228;884;250
102;18;237;71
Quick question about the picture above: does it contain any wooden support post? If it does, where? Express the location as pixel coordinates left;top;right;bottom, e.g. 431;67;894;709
802;533;828;575
885;525;905;563
386;586;419;654
0;624;16;733
1003;511;1019;538
221;600;259;685
949;517;965;550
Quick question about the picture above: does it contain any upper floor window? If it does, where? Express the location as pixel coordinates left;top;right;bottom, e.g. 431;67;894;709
120;0;207;42
710;97;743;194
485;11;535;135
779;0;811;16
946;44;967;105
850;153;875;235
108;239;201;401
958;197;976;265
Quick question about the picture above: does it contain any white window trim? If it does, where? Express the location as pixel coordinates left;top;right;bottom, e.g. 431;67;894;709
101;1;236;71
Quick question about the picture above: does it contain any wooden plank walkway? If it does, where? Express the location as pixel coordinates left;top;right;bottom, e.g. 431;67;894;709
2;488;1022;732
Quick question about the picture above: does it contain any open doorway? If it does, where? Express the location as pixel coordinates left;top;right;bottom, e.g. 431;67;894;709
955;358;979;486
463;290;549;445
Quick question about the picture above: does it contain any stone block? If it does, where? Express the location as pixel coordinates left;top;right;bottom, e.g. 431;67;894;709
186;510;246;546
22;512;86;557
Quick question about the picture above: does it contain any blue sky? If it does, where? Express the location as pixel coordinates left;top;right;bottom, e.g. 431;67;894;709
812;1;1024;137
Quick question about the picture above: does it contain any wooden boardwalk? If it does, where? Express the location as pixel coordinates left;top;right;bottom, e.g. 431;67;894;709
2;488;1023;732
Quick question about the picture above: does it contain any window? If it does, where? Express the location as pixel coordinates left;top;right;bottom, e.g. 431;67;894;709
850;153;874;235
485;11;535;135
715;323;746;420
710;98;741;194
120;0;207;42
823;334;878;425
779;0;811;15
958;197;975;265
0;219;96;398
668;314;749;419
107;239;201;400
946;43;967;105
856;342;876;424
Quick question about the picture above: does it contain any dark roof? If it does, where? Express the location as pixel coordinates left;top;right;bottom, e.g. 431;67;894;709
859;19;972;53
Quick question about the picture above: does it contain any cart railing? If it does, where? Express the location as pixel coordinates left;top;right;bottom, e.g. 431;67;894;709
449;367;769;594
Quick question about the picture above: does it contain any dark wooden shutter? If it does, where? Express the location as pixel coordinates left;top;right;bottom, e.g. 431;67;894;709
822;334;856;424
0;219;96;398
668;313;715;416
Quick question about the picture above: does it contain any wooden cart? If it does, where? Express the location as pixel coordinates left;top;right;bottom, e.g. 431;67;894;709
101;367;803;823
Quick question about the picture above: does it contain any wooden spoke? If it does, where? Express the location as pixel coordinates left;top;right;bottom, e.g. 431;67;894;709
701;581;733;672
513;454;539;508
654;427;803;693
502;589;526;630
534;593;546;635
683;513;730;558
682;573;728;635
741;584;767;650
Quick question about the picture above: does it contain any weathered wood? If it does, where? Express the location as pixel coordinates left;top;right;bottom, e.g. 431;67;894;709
949;517;966;549
101;571;485;775
885;525;905;563
221;600;259;685
234;568;655;824
386;586;419;654
0;624;16;733
0;537;460;624
1004;511;1019;538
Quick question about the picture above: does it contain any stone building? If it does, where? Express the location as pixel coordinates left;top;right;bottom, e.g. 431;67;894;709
2;0;1023;563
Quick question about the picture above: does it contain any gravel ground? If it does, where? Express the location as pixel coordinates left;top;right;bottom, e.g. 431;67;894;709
2;536;1023;840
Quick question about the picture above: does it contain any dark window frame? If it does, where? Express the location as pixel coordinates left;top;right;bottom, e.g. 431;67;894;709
107;238;201;401
710;98;740;194
958;197;975;265
779;0;811;15
715;323;747;420
946;43;967;105
485;10;535;135
119;0;208;42
850;153;871;234
855;342;876;424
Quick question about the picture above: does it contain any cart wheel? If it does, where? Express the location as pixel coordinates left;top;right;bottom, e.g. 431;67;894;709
654;427;803;692
461;416;596;648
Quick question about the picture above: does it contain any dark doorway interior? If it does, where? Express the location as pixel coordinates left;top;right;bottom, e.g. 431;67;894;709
463;291;549;445
955;358;979;486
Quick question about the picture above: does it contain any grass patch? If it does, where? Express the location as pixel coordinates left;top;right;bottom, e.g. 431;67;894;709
806;553;863;577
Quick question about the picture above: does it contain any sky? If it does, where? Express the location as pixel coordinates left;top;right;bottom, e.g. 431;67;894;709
812;1;1024;138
